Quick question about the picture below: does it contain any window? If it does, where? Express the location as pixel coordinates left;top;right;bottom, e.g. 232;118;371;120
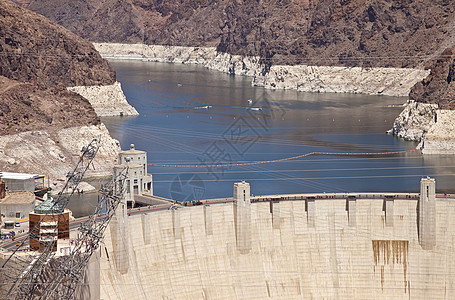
134;179;138;184
16;212;20;218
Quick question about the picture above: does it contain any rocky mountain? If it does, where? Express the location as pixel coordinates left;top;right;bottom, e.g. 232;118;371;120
20;0;455;69
0;76;99;136
1;0;115;87
409;46;455;109
0;0;120;135
12;0;455;110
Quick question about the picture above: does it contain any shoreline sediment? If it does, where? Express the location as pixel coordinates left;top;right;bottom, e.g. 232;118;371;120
94;43;430;97
68;81;138;117
388;101;455;154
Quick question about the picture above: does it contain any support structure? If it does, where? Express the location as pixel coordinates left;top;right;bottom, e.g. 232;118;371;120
418;177;436;250
306;197;315;228
233;181;251;253
41;167;129;298
384;196;394;227
0;139;129;299
0;139;100;299
270;200;280;229
346;196;356;227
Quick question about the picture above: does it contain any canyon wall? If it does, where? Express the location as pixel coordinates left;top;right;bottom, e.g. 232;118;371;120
94;43;429;97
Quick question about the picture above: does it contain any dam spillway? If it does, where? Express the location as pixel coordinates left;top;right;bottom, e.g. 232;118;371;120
99;182;455;299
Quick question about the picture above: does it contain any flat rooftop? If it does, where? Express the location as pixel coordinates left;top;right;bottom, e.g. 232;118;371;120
0;172;44;180
1;192;35;204
120;149;145;155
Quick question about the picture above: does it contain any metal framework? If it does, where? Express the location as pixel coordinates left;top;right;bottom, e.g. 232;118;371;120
40;167;128;299
0;139;101;299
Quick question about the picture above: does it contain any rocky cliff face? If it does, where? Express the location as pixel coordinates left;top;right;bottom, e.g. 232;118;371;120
68;82;139;117
22;0;455;69
0;124;121;189
0;0;123;182
1;0;115;87
95;43;429;97
0;76;99;136
410;46;455;109
387;101;437;142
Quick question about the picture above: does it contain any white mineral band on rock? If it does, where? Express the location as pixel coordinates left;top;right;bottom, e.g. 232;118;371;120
93;43;430;97
68;81;138;117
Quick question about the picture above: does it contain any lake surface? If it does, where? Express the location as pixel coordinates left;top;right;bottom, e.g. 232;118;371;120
101;60;455;201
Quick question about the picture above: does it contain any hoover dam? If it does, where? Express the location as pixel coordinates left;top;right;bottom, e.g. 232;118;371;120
96;178;455;299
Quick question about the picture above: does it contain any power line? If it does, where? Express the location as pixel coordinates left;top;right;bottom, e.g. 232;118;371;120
147;149;420;168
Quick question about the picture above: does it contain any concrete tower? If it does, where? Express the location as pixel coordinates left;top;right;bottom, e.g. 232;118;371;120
118;144;153;198
233;181;251;253
419;177;436;250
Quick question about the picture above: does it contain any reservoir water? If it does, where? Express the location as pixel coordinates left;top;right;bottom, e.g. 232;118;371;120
101;60;455;201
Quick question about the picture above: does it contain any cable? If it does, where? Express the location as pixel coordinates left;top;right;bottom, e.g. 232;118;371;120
147;149;420;168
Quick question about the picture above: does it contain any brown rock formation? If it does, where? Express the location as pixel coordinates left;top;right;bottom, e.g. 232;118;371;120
13;0;455;108
0;76;99;136
410;47;455;109
21;0;455;69
1;0;115;87
0;0;115;136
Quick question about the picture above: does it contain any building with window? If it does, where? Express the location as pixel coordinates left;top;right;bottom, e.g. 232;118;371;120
114;144;153;207
0;172;45;193
0;191;36;229
28;199;71;252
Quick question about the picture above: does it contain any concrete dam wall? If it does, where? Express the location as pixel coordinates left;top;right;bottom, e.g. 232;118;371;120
99;182;455;299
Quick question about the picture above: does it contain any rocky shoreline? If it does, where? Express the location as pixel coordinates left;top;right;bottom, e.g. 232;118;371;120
68;82;138;117
94;43;430;97
254;65;430;97
388;101;455;154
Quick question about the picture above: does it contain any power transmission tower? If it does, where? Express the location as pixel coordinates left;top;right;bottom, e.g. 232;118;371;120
40;166;128;299
0;139;100;299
